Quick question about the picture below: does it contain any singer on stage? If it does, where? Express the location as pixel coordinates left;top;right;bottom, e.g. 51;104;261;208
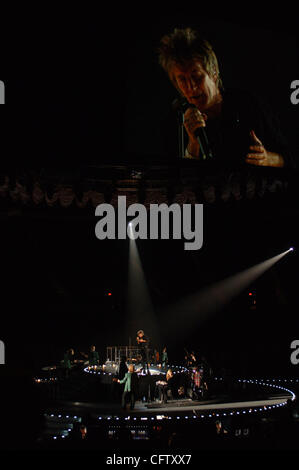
136;329;149;371
158;27;294;168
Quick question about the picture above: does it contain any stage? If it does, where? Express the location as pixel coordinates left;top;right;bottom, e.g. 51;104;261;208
35;360;297;447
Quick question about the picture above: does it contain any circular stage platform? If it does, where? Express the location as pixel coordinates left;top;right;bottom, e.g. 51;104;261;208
35;362;297;444
44;378;295;418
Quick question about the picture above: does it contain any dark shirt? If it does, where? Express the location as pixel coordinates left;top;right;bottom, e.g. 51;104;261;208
88;350;99;366
137;334;149;348
118;361;128;380
161;351;168;363
163;88;295;168
63;352;73;369
166;376;176;397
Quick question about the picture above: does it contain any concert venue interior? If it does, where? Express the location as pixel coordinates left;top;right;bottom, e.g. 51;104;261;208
1;12;299;455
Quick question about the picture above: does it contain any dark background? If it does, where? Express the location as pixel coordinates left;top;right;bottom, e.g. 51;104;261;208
1;12;299;167
1;11;299;379
1;200;299;378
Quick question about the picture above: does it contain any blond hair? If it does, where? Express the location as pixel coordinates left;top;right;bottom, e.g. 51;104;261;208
158;27;223;91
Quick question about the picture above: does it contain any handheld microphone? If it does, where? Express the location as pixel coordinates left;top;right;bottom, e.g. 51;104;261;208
173;97;213;160
193;125;213;160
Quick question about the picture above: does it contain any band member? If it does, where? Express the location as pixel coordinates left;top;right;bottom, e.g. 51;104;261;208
161;346;168;368
191;365;202;399
117;364;139;410
81;345;100;366
88;345;100;366
189;351;197;366
156;369;175;403
63;348;74;378
184;349;197;367
136;330;149;371
153;349;159;365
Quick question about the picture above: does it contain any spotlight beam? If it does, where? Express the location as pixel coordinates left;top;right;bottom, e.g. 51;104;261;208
126;233;159;347
161;249;292;337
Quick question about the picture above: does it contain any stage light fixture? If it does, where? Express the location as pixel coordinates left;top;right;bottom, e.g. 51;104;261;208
289;247;294;251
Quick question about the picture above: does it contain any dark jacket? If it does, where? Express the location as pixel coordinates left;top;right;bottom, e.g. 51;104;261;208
163;88;295;168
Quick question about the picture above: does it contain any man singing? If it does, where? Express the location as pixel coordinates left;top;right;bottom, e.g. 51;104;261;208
136;330;149;372
158;27;294;168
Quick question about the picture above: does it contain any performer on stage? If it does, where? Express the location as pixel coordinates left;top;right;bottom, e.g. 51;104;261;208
153;349;159;365
158;27;294;168
191;365;202;399
136;329;148;345
161;346;168;369
156;369;175;404
184;349;197;368
63;348;74;378
81;345;100;366
117;364;139;410
136;330;150;372
88;345;99;366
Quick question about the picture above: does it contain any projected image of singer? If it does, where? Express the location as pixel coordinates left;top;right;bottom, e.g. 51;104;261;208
158;27;293;168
